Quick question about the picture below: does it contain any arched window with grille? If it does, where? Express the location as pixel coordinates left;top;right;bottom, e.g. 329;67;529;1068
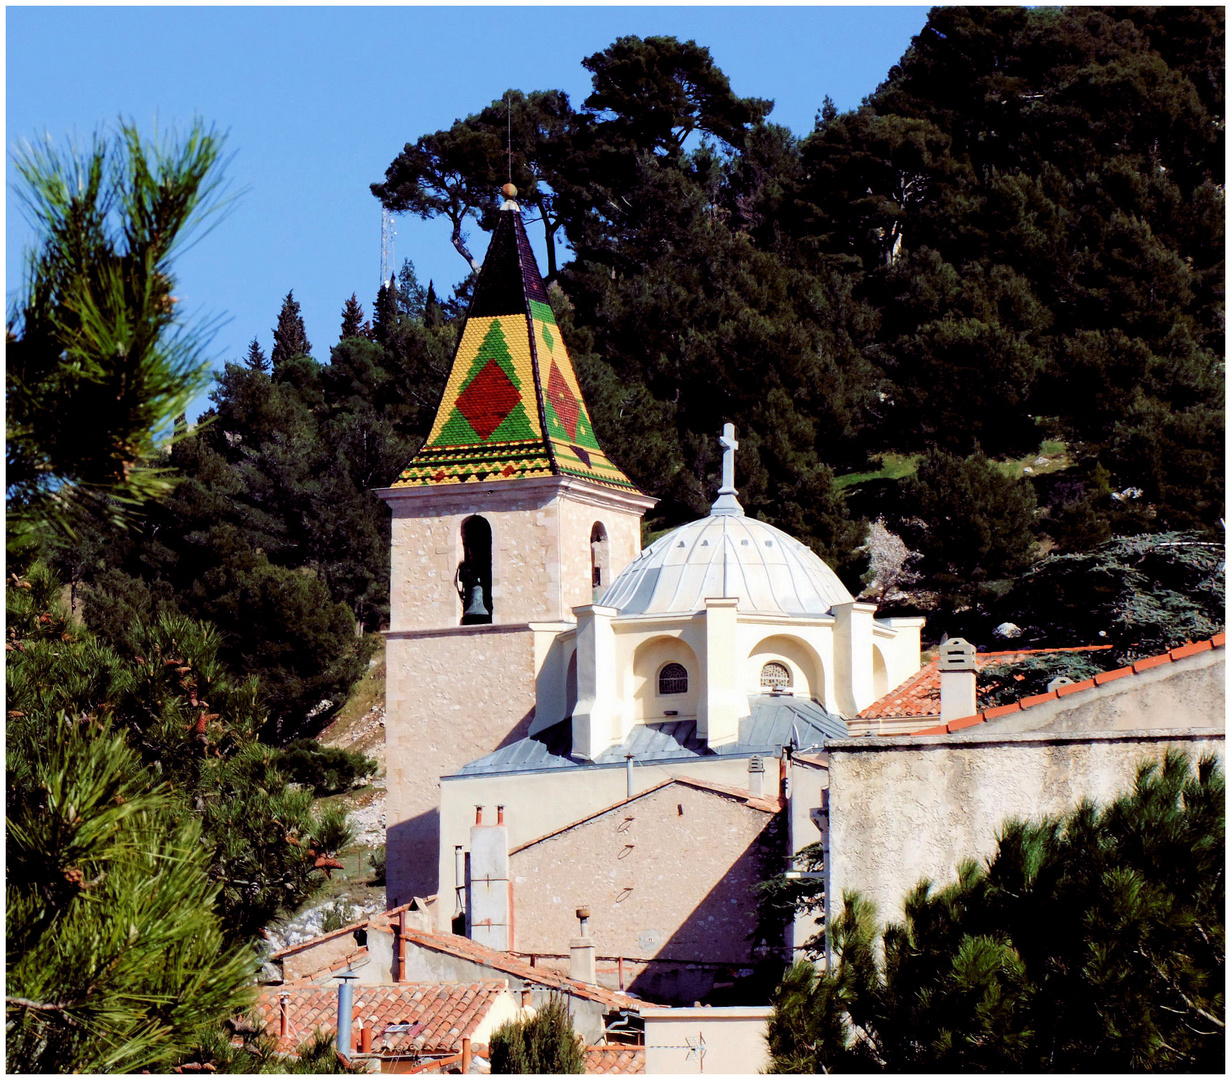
658;662;688;695
760;661;792;691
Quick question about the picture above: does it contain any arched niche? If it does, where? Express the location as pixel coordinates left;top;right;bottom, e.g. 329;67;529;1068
590;522;610;599
457;515;493;625
871;643;890;700
632;636;699;722
748;634;825;703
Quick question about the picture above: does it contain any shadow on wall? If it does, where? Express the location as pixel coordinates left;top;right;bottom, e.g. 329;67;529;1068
387;708;536;903
626;825;784;1006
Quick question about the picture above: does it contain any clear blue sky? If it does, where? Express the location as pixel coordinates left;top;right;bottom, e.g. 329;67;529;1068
6;5;930;416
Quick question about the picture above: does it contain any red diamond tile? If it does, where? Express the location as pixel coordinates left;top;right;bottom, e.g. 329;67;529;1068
456;361;520;441
547;361;580;440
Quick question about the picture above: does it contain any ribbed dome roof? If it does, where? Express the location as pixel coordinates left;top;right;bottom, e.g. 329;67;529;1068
600;507;854;617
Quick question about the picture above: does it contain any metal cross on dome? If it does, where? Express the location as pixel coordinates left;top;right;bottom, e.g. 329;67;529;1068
718;422;738;494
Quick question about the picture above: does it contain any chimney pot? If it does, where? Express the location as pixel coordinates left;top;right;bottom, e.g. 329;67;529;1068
497;804;505;825
475;805;483;825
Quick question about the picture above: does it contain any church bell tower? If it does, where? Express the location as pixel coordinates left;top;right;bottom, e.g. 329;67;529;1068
377;186;654;904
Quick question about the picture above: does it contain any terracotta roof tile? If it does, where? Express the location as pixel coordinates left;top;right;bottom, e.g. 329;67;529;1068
253;982;509;1056
1093;666;1132;684
899;636;1224;737
858;645;1113;720
585;1045;646;1074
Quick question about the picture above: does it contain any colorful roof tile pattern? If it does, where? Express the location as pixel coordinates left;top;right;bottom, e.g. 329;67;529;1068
908;635;1225;736
395;203;637;491
252;981;508;1055
858;645;1114;721
585;1045;647;1074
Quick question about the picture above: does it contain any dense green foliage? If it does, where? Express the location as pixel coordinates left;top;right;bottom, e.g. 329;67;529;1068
6;716;257;1073
276;740;378;796
6;126;353;1073
372;10;1223;575
6;120;225;551
43;11;1226;736
767;752;1225;1071
7;565;352;946
489;994;587;1074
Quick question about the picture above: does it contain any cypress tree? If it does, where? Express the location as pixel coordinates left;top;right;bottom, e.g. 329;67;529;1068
243;337;269;373
270;290;311;370
372;276;399;346
340;293;365;340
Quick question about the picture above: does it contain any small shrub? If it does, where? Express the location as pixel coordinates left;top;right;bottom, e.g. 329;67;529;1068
320;898;360;934
490;994;586;1074
276;740;377;795
369;845;386;885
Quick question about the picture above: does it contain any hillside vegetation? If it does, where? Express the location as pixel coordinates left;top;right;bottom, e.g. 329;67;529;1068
43;7;1223;745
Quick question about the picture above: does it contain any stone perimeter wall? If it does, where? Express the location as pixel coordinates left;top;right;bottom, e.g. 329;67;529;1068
826;728;1225;934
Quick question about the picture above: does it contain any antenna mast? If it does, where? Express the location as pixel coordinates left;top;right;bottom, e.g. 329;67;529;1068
380;207;396;284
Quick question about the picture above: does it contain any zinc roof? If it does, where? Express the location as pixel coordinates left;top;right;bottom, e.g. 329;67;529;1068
448;694;846;778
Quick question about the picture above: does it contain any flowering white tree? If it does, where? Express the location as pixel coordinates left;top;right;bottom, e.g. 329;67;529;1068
859;517;920;601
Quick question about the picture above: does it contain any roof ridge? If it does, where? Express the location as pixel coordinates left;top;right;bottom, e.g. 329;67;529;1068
908;634;1224;736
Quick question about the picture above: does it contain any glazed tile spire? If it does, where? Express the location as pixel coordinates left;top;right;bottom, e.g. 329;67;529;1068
393;189;637;490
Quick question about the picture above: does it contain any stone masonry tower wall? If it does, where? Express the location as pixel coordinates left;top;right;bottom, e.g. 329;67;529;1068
377;195;653;903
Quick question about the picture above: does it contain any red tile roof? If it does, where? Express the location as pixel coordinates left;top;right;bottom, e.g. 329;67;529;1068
585;1045;646;1074
908;636;1224;737
858;645;1113;720
252;981;508;1055
392;925;642;1012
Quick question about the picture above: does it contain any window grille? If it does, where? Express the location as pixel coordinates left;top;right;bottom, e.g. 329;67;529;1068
760;661;792;690
658;663;688;695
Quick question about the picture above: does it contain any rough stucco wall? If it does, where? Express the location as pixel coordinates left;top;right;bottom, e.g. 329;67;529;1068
643;1008;772;1075
386;627;538;904
827;730;1225;931
508;783;780;1002
437;756;768;923
982;651;1224;735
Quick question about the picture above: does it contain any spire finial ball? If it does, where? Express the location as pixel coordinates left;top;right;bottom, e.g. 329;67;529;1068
501;182;518;198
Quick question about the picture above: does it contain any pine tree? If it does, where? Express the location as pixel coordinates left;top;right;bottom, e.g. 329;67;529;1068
270;290;312;370
396;258;427;321
6;716;257;1073
6;121;224;550
244;337;270;373
766;752;1225;1072
489;994;586;1074
372;276;400;346
340;293;365;340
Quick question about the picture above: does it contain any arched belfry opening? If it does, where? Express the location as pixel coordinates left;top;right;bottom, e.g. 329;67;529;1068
457;515;493;625
591;522;610;599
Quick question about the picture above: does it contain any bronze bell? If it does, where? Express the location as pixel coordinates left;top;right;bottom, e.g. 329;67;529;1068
461;583;490;624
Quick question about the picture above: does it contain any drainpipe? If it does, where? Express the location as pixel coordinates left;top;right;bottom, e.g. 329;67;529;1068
625;754;634;798
335;970;358;1059
397;908;408;982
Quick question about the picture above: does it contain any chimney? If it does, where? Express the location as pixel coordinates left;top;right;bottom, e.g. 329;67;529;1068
360;1020;373;1055
570;906;597;985
468;806;511;951
278;992;290;1040
748;756;765;798
939;638;978;724
335;971;358;1059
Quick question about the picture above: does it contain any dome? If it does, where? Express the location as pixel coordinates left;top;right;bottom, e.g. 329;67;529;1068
600;506;854;617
